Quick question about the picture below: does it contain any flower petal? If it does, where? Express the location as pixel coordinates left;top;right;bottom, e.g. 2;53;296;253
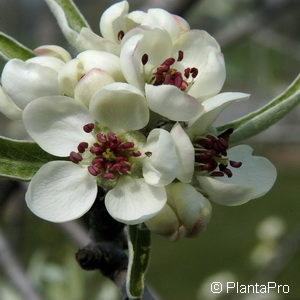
23;96;94;156
76;27;120;55
105;176;167;225
197;145;277;206
143;128;179;186
100;0;129;42
173;30;225;99
120;27;172;89
58;58;84;97
26;161;97;222
26;56;65;72
90;82;149;132
188;92;250;137
170;123;195;183
167;183;211;237
34;45;72;62
1;59;59;109
145;84;203;121
74;68;115;107
77;50;124;81
0;85;22;119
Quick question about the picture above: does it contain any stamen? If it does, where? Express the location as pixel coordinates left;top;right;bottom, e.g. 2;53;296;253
83;123;94;133
101;173;116;179
177;50;184;61
69;151;83;163
210;171;224;177
117;30;125;41
191;67;198;78
163;58;175;66
77;142;88;153
88;165;100;176
142;54;149;65
230;161;242;168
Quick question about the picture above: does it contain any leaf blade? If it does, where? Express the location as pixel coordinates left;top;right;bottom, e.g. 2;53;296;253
0;136;64;181
0;32;35;61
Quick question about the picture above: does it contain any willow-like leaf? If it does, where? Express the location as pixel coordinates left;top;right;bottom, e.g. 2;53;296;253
126;224;151;299
0;136;64;181
218;73;300;143
0;32;35;61
44;0;90;47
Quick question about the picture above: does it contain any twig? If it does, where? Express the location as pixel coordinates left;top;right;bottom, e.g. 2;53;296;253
0;227;42;300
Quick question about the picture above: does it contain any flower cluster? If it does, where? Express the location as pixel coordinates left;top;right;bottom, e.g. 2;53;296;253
0;1;276;239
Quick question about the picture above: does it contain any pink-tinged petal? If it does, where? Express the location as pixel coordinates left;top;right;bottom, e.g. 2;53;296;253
145;84;203;121
23;96;94;156
188;92;250;137
26;161;97;222
197;145;277;206
105;176;167;225
34;45;72;62
170;123;194;183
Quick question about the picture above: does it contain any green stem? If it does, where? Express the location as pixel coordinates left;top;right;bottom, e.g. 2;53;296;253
126;224;151;299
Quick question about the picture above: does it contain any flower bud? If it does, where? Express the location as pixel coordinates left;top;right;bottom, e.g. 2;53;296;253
145;183;212;240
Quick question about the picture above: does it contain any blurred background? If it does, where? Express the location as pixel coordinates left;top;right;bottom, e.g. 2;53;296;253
0;0;300;299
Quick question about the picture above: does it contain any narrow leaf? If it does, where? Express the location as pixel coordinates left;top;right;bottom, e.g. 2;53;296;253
0;136;64;181
44;0;90;47
218;73;300;143
0;32;35;61
126;224;151;299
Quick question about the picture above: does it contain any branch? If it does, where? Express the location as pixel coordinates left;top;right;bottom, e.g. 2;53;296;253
0;227;42;300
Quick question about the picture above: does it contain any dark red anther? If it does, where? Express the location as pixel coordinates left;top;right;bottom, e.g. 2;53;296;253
142;54;149;65
163;58;175;66
184;68;191;78
96;133;107;143
120;142;134;149
83;123;94;133
117;30;125;41
223;168;233;177
107;132;117;141
77;142;88;153
218;128;234;141
101;173;116;179
180;81;188;91
177;50;184;61
88;165;100;176
90;145;101;154
174;75;183;88
69;151;83;163
128;151;141;157
157;65;169;73
191;67;198;78
230;161;242;168
201;160;218;172
210;171;224;177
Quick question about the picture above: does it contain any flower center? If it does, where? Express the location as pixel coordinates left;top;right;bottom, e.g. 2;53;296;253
194;128;242;178
69;123;141;180
141;51;198;91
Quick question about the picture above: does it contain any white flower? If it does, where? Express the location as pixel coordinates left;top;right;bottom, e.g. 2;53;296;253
119;26;226;121
0;45;71;118
76;1;190;55
22;83;180;224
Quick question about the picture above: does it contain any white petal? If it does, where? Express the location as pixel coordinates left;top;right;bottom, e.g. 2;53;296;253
170;123;194;183
173;30;225;98
197;145;277;206
145;84;203;121
167;183;212;236
26;161;97;222
143;8;180;40
127;10;147;25
77;50;124;81
188;92;250;136
120;27;172;89
100;1;129;42
74;68;115;107
0;85;22;119
58;58;84;97
26;56;65;72
34;45;72;62
23;96;94;156
76;28;120;55
90;82;149;132
143;129;179;186
1;59;59;109
105;176;167;225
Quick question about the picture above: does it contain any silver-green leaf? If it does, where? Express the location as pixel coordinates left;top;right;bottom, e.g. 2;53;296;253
0;32;35;61
44;0;90;47
218;73;300;143
126;224;151;299
0;136;64;181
